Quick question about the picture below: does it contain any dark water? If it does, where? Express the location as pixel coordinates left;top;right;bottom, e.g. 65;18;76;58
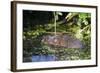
32;55;56;62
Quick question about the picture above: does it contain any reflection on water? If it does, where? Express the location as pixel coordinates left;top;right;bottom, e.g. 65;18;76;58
32;55;56;62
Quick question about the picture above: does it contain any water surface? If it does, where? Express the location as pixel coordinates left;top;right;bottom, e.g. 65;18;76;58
32;55;56;62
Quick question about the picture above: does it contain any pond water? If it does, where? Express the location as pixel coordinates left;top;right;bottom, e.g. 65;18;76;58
32;55;56;62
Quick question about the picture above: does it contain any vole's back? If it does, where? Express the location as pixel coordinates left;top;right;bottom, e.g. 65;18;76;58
41;34;84;49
